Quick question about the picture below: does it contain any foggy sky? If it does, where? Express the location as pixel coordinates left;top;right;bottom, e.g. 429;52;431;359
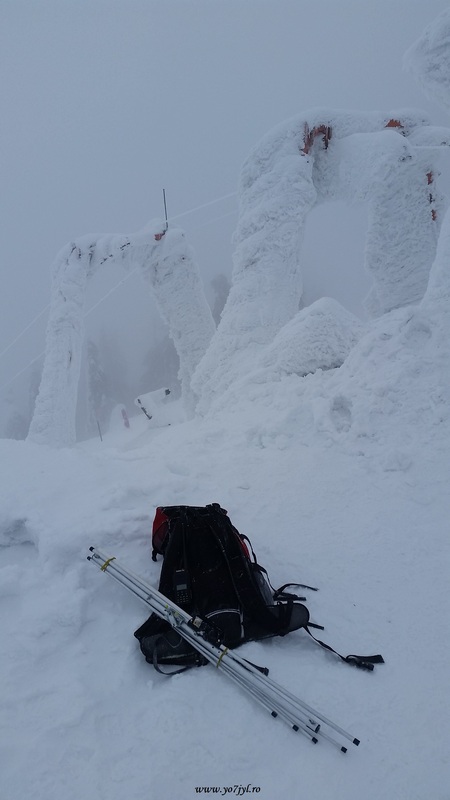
1;0;450;428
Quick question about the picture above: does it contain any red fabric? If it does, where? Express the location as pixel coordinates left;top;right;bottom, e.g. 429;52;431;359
152;507;169;554
236;532;250;560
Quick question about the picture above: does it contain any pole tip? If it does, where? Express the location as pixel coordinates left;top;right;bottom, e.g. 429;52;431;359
353;738;360;746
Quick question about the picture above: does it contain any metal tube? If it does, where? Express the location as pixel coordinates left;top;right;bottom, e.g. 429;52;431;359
88;548;357;750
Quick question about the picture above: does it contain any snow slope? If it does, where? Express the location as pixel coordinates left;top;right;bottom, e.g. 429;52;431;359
1;291;449;800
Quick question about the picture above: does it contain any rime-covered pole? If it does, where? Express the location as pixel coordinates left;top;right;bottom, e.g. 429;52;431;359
138;223;215;416
193;108;448;413
28;224;214;446
27;243;91;447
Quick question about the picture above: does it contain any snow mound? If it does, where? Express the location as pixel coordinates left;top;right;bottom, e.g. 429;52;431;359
262;297;364;377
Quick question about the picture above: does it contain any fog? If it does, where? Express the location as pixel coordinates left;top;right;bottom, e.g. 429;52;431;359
1;0;449;436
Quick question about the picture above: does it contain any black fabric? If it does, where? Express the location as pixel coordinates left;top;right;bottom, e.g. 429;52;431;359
305;626;385;671
134;504;309;668
134;503;384;673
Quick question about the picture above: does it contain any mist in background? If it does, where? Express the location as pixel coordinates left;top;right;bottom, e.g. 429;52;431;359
1;0;450;437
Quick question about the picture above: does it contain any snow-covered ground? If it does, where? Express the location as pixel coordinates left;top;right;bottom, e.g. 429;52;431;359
2;291;450;799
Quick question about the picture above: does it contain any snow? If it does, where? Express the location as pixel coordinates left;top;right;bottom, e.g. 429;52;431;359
260;297;365;377
138;223;216;417
3;8;450;799
2;264;450;797
193;107;447;413
404;7;450;114
5;229;446;793
28;222;215;446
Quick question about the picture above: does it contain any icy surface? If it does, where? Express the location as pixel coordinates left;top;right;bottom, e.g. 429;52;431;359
5;10;450;797
28;223;214;446
404;7;450;114
193;107;446;412
138;223;215;417
2;216;450;796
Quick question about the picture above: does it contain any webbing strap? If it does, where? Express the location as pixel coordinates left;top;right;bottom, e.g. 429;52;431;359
305;627;385;671
275;581;318;594
152;636;198;675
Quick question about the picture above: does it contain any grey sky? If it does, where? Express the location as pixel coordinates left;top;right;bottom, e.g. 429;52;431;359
1;0;449;426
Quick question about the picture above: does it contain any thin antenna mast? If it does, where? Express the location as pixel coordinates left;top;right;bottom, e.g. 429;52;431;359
154;189;169;241
163;189;168;231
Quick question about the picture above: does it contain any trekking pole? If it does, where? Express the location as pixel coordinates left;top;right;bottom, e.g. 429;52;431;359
87;548;358;751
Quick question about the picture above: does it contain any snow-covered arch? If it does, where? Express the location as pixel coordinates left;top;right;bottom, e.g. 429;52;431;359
28;223;215;447
192;108;450;411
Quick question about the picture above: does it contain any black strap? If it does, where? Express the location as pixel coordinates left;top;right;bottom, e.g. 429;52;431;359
242;658;270;676
276;581;318;594
305;626;385;671
208;515;297;636
273;586;307;602
151;635;200;675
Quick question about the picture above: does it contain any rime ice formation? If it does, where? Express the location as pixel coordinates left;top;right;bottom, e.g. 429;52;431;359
29;24;450;443
192;108;448;413
403;7;450;336
27;239;101;448
404;8;450;114
261;297;365;378
28;223;214;446
137;225;215;416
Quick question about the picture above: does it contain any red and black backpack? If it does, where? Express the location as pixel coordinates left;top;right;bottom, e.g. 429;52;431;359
134;503;384;673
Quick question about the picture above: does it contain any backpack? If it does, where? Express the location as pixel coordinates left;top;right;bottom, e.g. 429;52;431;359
134;503;384;673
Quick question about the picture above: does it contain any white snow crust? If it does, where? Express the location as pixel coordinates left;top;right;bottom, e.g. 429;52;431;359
2;264;449;797
138;223;215;417
193;107;446;413
404;7;450;113
261;296;364;377
28;223;214;446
